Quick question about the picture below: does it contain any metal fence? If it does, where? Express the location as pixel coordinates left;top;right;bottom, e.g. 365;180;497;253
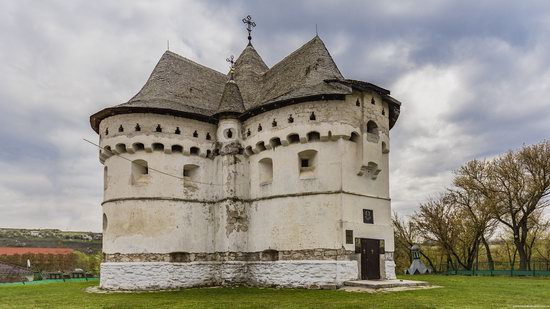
446;260;550;277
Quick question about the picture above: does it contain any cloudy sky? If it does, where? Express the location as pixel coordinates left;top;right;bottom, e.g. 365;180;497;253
1;0;549;232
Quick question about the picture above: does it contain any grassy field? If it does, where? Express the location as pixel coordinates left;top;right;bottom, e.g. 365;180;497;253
1;275;550;308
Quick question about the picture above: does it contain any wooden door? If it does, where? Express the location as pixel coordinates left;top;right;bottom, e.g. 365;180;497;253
360;238;381;280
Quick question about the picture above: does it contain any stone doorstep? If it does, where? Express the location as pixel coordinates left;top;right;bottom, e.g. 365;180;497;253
343;279;429;290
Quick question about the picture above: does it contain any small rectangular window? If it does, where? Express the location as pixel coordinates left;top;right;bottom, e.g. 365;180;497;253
345;230;353;244
363;209;374;224
301;159;309;168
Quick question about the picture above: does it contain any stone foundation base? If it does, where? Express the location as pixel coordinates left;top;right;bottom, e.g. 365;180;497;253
100;260;359;290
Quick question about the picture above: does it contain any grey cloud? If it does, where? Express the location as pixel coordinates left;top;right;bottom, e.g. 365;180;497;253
1;0;550;230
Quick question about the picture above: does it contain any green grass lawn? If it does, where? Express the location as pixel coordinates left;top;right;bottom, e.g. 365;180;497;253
1;275;550;308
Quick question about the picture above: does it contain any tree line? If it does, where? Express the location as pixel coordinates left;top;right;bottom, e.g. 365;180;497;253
394;140;550;272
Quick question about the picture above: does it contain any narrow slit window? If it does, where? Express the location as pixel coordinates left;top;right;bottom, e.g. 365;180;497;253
156;124;162;132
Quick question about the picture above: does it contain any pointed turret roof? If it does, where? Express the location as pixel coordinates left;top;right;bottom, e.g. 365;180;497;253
234;44;268;108
215;80;245;116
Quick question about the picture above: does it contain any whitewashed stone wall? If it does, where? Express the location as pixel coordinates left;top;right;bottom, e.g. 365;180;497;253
100;260;358;290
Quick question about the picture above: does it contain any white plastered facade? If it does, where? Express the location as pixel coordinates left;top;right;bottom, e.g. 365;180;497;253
98;92;396;290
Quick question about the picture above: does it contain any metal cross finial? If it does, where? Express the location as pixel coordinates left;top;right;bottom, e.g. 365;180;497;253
242;15;256;44
226;55;235;79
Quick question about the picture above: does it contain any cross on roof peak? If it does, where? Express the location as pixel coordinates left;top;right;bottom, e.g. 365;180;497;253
242;15;256;44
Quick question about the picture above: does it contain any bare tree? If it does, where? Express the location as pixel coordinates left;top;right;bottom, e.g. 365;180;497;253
458;141;550;270
413;194;485;270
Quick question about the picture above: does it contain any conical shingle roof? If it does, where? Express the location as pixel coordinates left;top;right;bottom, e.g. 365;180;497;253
234;44;268;109
216;80;245;116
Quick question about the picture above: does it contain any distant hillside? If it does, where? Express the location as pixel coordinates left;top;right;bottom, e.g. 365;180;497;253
0;228;102;254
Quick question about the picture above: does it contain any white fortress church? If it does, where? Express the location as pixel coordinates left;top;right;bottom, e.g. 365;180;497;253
90;20;401;290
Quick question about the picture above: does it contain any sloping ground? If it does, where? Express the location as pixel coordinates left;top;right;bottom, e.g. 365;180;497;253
0;275;549;308
0;238;101;254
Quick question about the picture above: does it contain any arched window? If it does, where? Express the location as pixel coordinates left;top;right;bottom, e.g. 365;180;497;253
256;141;266;152
105;128;109;135
270;137;282;148
367;121;378;134
206;149;212;157
259;158;273;184
350;132;359;143
104;146;112;155
288;115;294;123
175;127;181;135
307;131;320;142
309;112;316;121
190;147;200;156
103;166;108;191
115;143;127;153
131;159;148;184
206;133;211;140
152;143;164;151
245;146;253;156
118;125;124;133
133;143;144;151
366;121;379;142
287;133;300;144
193;131;198;138
258;124;262;132
172;145;183;153
298;150;318;179
156;124;162;132
183;164;199;187
102;213;108;232
135;124;141;132
356;99;360;107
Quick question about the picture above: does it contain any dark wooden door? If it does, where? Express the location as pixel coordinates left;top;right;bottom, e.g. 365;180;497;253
360;238;381;280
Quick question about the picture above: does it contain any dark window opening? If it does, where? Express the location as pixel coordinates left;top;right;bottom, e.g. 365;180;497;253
206;133;211;140
118;125;124;133
288;134;300;144
135;124;141;131
307;131;320;142
190;147;199;155
226;129;233;139
105;128;109;135
382;108;385;115
309;112;316;120
175;127;181;134
270;137;282;148
172;145;183;153
288;115;294;123
206;149;211;157
356;99;360;107
272;119;277;127
258;124;262;132
247;129;251;137
346;230;354;244
371;97;375;105
363;209;374;224
133;143;144;151
152;143;164;151
156;124;162;132
301;159;310;168
193;130;198;138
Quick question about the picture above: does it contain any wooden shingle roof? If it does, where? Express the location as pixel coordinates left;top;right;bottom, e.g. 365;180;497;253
90;35;401;132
